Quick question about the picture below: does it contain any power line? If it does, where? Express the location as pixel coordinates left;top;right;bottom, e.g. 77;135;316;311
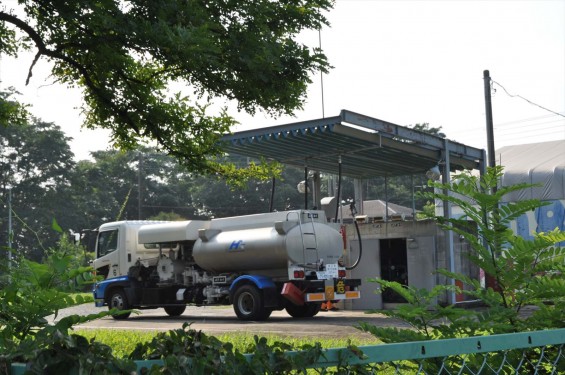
494;113;559;127
450;118;564;136
491;80;565;118
495;120;564;132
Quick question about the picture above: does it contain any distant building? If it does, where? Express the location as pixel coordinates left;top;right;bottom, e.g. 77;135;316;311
498;140;565;245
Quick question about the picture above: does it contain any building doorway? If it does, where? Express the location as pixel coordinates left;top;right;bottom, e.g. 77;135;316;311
379;238;408;303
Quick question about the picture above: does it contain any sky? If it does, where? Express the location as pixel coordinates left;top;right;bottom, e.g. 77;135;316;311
1;0;564;161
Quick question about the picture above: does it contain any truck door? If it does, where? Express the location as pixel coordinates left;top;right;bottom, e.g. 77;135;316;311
94;228;120;279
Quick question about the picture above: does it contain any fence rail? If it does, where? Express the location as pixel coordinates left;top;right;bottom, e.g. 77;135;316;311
10;328;565;374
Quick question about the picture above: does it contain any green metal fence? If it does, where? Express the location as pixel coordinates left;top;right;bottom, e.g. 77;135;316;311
296;328;565;373
10;329;565;374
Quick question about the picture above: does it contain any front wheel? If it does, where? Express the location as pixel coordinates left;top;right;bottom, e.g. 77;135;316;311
233;284;271;321
164;305;186;317
108;289;131;320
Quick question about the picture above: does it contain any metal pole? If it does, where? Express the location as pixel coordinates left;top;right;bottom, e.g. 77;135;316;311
411;175;416;220
483;70;498;291
442;140;456;305
483;70;496;171
269;177;276;212
334;156;342;222
7;188;12;271
319;30;325;119
384;176;389;221
304;166;308;210
138;153;143;220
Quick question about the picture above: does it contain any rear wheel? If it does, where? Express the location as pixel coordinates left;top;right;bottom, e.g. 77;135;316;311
164;305;186;317
109;289;131;320
233;285;271;321
285;302;321;318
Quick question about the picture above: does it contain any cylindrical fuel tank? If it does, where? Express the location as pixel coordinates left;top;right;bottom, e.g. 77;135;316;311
192;222;342;273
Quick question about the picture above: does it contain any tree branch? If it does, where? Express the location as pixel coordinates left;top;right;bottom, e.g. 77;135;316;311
0;11;50;85
0;11;140;134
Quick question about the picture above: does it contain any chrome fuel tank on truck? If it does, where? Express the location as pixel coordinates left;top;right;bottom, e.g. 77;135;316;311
192;210;342;274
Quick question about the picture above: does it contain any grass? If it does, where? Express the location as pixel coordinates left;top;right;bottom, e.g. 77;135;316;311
74;328;380;358
69;292;94;302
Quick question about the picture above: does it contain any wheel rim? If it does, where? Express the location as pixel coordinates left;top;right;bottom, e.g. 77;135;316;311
111;294;124;310
237;291;254;316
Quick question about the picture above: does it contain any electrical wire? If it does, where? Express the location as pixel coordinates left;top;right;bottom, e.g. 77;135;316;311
491;80;565;118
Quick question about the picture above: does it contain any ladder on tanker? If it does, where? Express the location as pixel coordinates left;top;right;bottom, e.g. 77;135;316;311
287;210;320;269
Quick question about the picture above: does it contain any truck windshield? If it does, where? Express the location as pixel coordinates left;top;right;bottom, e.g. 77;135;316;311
97;229;118;257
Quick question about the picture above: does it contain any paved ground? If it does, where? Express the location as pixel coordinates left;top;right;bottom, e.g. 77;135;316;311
50;304;410;340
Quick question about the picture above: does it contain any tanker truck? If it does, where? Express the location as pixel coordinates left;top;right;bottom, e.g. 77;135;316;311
91;210;361;321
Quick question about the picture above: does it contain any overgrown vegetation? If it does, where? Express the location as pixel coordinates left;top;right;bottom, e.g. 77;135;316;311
75;329;377;359
360;166;565;344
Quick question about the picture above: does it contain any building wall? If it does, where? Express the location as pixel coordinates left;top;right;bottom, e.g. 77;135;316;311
343;220;476;310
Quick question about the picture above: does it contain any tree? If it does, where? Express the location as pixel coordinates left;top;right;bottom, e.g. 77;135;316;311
68;148;206;227
0;1;332;178
410;122;445;138
0;118;76;261
0;87;29;126
189;159;306;218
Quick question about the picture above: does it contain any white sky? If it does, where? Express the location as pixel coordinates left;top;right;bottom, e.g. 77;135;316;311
1;0;564;161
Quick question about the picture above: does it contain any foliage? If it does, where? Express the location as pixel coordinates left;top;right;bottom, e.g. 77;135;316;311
359;166;565;346
0;87;29;126
0;237;117;373
1;0;332;179
0;118;76;261
12;326;137;375
75;328;378;359
44;233;94;291
410;122;445;138
148;212;186;222
190;159;304;217
127;322;327;374
0;252;102;357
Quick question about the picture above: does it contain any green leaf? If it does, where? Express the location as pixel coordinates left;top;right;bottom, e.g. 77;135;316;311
52;218;63;233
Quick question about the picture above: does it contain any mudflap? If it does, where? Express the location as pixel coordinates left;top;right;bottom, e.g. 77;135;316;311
262;286;280;308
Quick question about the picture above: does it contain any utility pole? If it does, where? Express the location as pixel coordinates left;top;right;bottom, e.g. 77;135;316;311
483;70;496;172
483;69;498;291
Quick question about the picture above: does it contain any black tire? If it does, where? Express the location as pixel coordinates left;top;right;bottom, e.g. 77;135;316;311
164;305;186;317
285;303;321;318
233;284;270;321
108;289;131;320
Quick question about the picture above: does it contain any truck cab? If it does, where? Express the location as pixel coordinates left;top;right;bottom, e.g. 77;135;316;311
93;221;164;280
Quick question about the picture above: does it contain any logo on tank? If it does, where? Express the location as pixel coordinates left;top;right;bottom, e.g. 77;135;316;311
228;240;245;251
